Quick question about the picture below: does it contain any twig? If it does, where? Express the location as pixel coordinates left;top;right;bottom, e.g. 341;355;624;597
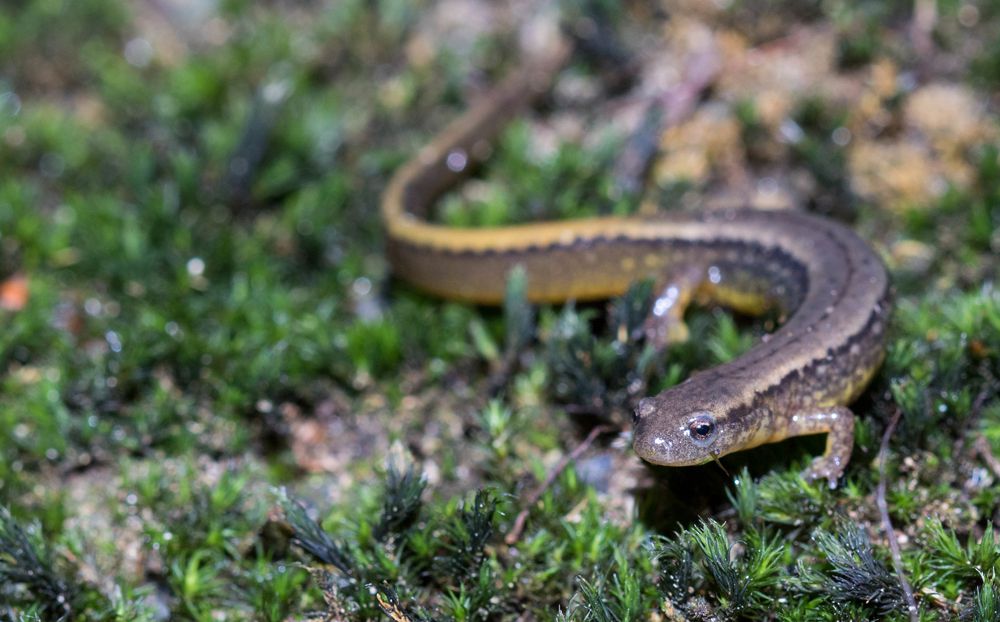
965;387;1000;479
611;102;664;200
975;437;1000;480
505;424;614;545
659;46;722;128
875;408;918;622
910;0;937;72
611;46;721;201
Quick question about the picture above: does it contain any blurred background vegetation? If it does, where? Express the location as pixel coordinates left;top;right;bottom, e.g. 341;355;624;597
0;0;999;620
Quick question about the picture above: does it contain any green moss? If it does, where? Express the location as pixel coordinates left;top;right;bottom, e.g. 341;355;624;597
1;0;999;619
0;0;128;90
799;523;905;617
0;507;78;619
437;120;633;227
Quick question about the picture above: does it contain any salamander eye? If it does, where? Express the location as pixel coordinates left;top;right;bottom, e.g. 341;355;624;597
687;413;718;447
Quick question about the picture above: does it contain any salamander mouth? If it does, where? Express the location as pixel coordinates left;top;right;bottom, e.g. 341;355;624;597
632;422;709;467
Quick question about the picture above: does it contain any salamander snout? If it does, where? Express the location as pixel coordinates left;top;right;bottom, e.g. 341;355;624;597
632;390;726;467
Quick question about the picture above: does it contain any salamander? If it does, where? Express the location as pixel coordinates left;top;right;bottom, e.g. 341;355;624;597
380;41;891;486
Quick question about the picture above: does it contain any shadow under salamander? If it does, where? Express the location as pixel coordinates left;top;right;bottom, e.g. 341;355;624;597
632;434;831;533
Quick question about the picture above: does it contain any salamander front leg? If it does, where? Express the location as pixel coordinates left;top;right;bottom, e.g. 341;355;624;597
642;265;705;348
787;406;855;488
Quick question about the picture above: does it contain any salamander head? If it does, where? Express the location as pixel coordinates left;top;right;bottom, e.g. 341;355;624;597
631;388;736;466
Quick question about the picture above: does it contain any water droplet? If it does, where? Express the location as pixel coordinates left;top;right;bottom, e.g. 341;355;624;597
446;149;468;172
106;330;123;353
84;298;102;316
0;91;21;117
124;38;154;68
186;257;205;277
352;277;372;297
708;266;722;284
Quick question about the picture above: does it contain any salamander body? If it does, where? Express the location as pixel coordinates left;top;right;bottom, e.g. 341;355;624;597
380;43;890;485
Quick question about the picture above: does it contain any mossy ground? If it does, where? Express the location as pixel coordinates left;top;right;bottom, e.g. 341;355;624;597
1;1;999;620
